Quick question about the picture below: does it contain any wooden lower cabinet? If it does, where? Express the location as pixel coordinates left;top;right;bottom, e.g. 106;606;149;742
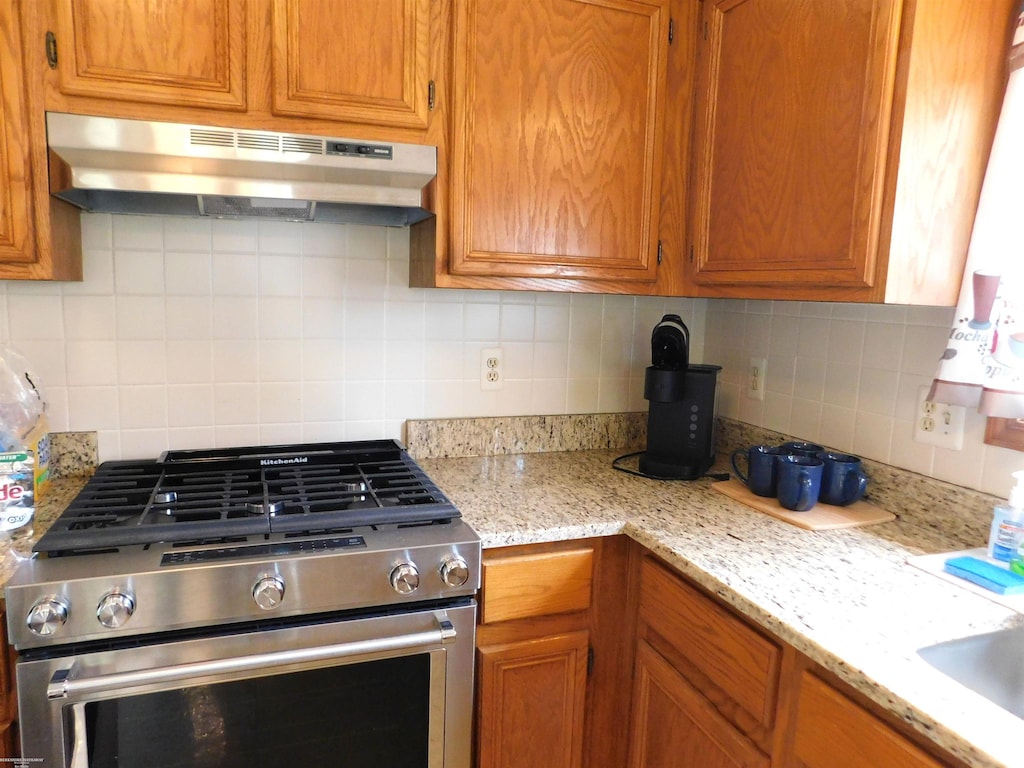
632;554;778;766
629;640;769;768
630;551;963;768
0;607;16;759
786;670;949;768
474;537;638;768
477;631;590;768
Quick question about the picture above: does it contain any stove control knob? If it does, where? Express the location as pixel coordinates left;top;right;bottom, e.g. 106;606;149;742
440;556;470;588
26;596;69;636
96;590;135;629
252;575;286;610
390;562;420;594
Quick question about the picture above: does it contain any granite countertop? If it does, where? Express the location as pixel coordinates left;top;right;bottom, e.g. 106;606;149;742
5;442;1021;767
419;449;1024;768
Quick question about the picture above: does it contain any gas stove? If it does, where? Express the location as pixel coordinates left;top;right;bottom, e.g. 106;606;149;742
35;439;459;553
5;440;480;650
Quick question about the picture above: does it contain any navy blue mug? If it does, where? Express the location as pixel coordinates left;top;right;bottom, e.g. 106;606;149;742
779;441;825;458
731;445;787;497
818;452;868;506
776;455;823;511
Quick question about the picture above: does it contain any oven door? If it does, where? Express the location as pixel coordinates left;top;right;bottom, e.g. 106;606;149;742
16;602;475;768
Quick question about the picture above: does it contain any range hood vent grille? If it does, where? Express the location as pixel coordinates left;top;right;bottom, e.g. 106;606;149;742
189;128;328;157
236;132;282;152
283;136;324;154
189;128;235;148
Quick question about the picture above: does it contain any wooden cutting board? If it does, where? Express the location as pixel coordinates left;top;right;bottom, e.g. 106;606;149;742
712;479;895;530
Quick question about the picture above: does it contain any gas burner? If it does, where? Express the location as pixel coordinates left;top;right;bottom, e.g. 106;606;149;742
246;501;285;516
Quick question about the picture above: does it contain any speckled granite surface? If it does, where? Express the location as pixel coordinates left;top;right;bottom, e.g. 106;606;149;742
418;448;1022;768
48;432;97;479
405;412;646;458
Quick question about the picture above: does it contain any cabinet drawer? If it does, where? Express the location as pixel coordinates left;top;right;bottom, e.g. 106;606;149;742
481;547;593;625
638;556;780;728
793;672;946;768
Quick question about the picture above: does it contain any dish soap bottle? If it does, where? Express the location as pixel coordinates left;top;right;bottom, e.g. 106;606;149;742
989;470;1024;563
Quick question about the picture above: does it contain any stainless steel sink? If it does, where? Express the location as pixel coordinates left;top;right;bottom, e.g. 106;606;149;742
918;625;1024;720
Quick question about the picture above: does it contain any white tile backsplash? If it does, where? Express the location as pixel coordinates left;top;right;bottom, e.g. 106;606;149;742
114;250;165;294
14;215;1016;497
704;300;1024;496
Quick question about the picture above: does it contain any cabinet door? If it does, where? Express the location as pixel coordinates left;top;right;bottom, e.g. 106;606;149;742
450;0;670;283
792;672;946;768
270;0;432;129
52;0;247;109
0;609;16;759
476;631;589;768
628;641;770;768
0;0;33;266
689;0;901;291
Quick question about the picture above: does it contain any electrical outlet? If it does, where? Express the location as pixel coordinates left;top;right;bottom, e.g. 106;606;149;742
914;386;965;450
481;347;503;391
747;357;767;400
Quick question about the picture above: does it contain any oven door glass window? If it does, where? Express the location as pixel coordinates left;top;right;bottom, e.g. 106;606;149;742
81;654;431;768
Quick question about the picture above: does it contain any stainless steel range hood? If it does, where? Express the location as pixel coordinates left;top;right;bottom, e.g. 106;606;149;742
46;112;437;226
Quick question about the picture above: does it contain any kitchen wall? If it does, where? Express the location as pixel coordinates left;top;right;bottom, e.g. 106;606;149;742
703;300;1024;498
0;214;702;462
1;214;1020;498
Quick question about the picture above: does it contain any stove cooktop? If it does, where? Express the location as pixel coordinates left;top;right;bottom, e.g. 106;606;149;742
36;440;457;555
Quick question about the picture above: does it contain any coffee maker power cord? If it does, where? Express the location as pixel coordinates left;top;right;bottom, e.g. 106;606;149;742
611;451;730;482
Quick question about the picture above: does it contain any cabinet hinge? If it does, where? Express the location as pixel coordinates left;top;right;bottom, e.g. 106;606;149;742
668;18;675;44
657;240;664;265
587;646;595;677
45;31;58;69
428;80;436;110
702;21;709;41
689;244;694;263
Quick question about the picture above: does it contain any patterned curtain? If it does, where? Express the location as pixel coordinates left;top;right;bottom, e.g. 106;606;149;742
929;5;1024;419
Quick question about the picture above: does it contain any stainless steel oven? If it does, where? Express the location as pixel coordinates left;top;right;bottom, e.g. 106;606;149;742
16;602;475;767
6;440;480;768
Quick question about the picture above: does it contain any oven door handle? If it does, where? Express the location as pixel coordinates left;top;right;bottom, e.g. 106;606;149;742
68;702;89;768
47;617;457;700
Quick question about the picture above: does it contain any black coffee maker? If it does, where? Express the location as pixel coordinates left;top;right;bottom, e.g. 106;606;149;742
637;314;721;480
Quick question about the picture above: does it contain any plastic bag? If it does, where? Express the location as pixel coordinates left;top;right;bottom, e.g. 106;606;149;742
0;347;49;560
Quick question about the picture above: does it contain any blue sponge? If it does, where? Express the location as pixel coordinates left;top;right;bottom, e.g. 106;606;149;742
944;556;1024;595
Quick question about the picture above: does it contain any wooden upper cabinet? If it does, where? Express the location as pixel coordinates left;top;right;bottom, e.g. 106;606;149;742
447;0;671;286
690;0;898;293
687;0;1016;303
0;0;33;266
0;0;80;280
270;0;432;129
52;0;247;110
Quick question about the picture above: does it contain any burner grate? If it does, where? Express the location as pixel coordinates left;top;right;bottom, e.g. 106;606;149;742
35;440;456;553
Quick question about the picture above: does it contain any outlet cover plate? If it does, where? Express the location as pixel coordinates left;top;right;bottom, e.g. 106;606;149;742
914;386;965;450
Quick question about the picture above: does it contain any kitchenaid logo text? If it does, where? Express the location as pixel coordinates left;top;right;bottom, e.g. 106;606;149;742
260;457;309;466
